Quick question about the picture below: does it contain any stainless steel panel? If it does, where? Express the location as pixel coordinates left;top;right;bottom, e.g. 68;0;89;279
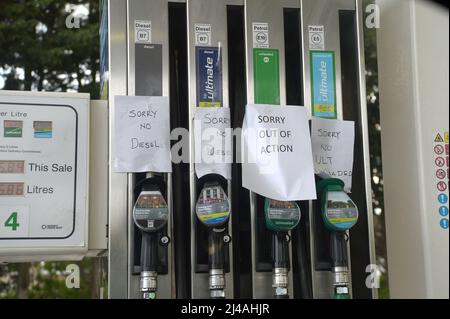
244;0;298;299
301;0;375;299
108;0;129;299
355;0;377;299
88;100;108;255
126;0;174;299
301;0;350;299
186;0;234;299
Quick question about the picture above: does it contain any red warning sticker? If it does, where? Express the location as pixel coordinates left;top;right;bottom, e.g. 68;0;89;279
434;144;444;155
435;157;445;167
433;131;449;230
437;181;447;192
436;169;446;180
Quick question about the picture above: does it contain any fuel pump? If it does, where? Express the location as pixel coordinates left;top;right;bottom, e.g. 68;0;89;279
195;180;231;299
132;177;170;299
317;178;358;299
264;199;301;298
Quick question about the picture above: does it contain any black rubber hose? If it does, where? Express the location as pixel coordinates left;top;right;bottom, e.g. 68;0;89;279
141;231;159;272
330;231;348;268
272;232;289;269
209;231;224;271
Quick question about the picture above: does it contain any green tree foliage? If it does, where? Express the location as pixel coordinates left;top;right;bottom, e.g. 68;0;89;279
0;0;103;299
0;0;99;97
1;259;107;299
28;260;93;299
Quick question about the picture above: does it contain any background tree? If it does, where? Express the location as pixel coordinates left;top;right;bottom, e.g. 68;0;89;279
0;0;99;97
0;0;102;299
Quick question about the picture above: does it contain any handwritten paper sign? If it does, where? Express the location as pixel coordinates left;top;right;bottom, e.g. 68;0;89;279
194;107;232;179
113;96;172;173
311;117;355;191
242;104;316;201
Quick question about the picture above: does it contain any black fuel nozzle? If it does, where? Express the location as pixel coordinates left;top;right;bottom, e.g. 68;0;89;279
195;178;230;299
330;231;350;299
271;231;290;298
133;183;169;300
208;229;227;299
140;231;159;299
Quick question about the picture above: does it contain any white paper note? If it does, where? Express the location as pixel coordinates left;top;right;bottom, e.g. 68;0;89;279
311;117;355;191
113;96;172;173
242;104;316;201
194;107;232;180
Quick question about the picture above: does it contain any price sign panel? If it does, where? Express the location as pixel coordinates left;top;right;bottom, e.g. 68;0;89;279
0;91;89;257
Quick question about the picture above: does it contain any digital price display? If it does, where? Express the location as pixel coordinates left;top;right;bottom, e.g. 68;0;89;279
0;91;89;258
0;160;25;174
0;182;25;196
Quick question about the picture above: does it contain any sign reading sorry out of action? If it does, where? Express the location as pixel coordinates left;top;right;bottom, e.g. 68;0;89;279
242;104;316;201
113;96;172;173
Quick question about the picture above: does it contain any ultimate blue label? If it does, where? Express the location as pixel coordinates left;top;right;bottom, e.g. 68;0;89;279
196;47;222;107
310;51;337;119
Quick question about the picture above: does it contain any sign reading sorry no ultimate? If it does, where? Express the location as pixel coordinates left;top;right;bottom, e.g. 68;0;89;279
242;104;316;201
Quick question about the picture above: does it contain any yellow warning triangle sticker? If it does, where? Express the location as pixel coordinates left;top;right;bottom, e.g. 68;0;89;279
435;133;444;143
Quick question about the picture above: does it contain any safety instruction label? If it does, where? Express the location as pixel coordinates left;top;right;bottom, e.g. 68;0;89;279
252;22;269;48
310;51;337;119
194;24;211;46
433;130;449;230
253;48;280;105
308;25;325;50
134;20;152;44
196;47;222;107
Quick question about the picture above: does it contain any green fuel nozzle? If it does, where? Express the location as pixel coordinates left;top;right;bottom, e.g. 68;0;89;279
317;178;358;299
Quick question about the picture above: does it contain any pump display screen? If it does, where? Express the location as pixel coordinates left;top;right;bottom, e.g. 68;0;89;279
0;182;24;196
0;160;25;174
325;191;358;230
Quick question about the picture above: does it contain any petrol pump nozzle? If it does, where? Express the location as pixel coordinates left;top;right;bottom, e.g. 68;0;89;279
264;198;301;299
196;181;231;299
133;186;169;300
317;178;358;299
